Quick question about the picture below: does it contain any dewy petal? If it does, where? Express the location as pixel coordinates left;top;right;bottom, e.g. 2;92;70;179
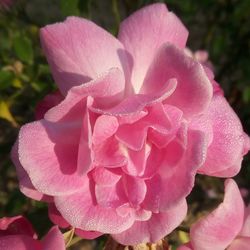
123;175;147;206
141;43;213;118
190;179;245;250
95;179;127;208
41;226;65;250
48;203;70;229
92;115;119;145
40;16;130;95
45;68;125;122
92;167;121;186
93;78;177;116
112;199;187;245
11;141;53;202
199;95;247;177
54;178;135;234
143;129;207;212
118;3;188;93
17;120;84;196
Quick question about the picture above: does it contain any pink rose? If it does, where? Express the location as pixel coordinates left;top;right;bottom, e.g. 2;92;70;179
12;3;249;245
0;216;65;250
0;0;14;10
178;179;250;250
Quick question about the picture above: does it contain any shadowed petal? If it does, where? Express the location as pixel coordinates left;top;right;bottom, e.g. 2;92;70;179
141;44;212;118
118;3;188;92
41;17;130;95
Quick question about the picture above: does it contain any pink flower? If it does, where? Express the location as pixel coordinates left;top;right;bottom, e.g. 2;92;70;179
184;48;214;74
12;3;249;245
0;0;14;10
178;179;250;250
0;216;65;250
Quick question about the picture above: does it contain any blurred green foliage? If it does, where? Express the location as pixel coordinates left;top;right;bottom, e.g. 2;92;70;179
0;0;249;248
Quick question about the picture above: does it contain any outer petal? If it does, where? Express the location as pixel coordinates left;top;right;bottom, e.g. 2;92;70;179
141;44;212;118
54;178;135;234
17;120;84;196
199;95;248;177
0;235;41;250
41;226;65;250
11;141;53;202
228;237;250;250
35;91;64;120
44;68;125;122
48;204;70;229
0;216;36;238
41;17;129;95
190;179;244;250
118;3;188;93
112;199;187;245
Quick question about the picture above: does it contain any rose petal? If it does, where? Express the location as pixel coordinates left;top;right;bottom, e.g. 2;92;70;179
112;199;187;245
190;179;244;250
0;235;40;250
143;129;206;212
48;204;70;229
123;175;147;206
44;68;125;123
228;237;250;250
41;16;129;95
239;205;250;237
177;243;193;250
35;91;64;120
11;141;53;202
41;226;65;250
118;3;188;92
74;229;103;240
199;95;247;177
17;120;84;196
0;216;36;238
141;43;213;117
54;178;135;234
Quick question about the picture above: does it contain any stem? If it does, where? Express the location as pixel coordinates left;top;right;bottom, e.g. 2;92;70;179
66;236;83;248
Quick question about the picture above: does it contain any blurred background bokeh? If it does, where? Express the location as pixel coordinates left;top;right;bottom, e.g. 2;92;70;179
0;0;249;249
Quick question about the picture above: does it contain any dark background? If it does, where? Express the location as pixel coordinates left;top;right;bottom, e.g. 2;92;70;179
0;0;249;248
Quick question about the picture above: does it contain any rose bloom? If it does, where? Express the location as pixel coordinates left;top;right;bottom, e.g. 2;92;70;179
0;216;65;250
0;0;14;10
178;179;250;250
12;3;250;245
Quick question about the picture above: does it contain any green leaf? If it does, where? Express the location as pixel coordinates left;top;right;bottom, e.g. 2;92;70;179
0;100;17;126
243;87;250;103
60;0;80;16
13;35;33;64
0;70;14;90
